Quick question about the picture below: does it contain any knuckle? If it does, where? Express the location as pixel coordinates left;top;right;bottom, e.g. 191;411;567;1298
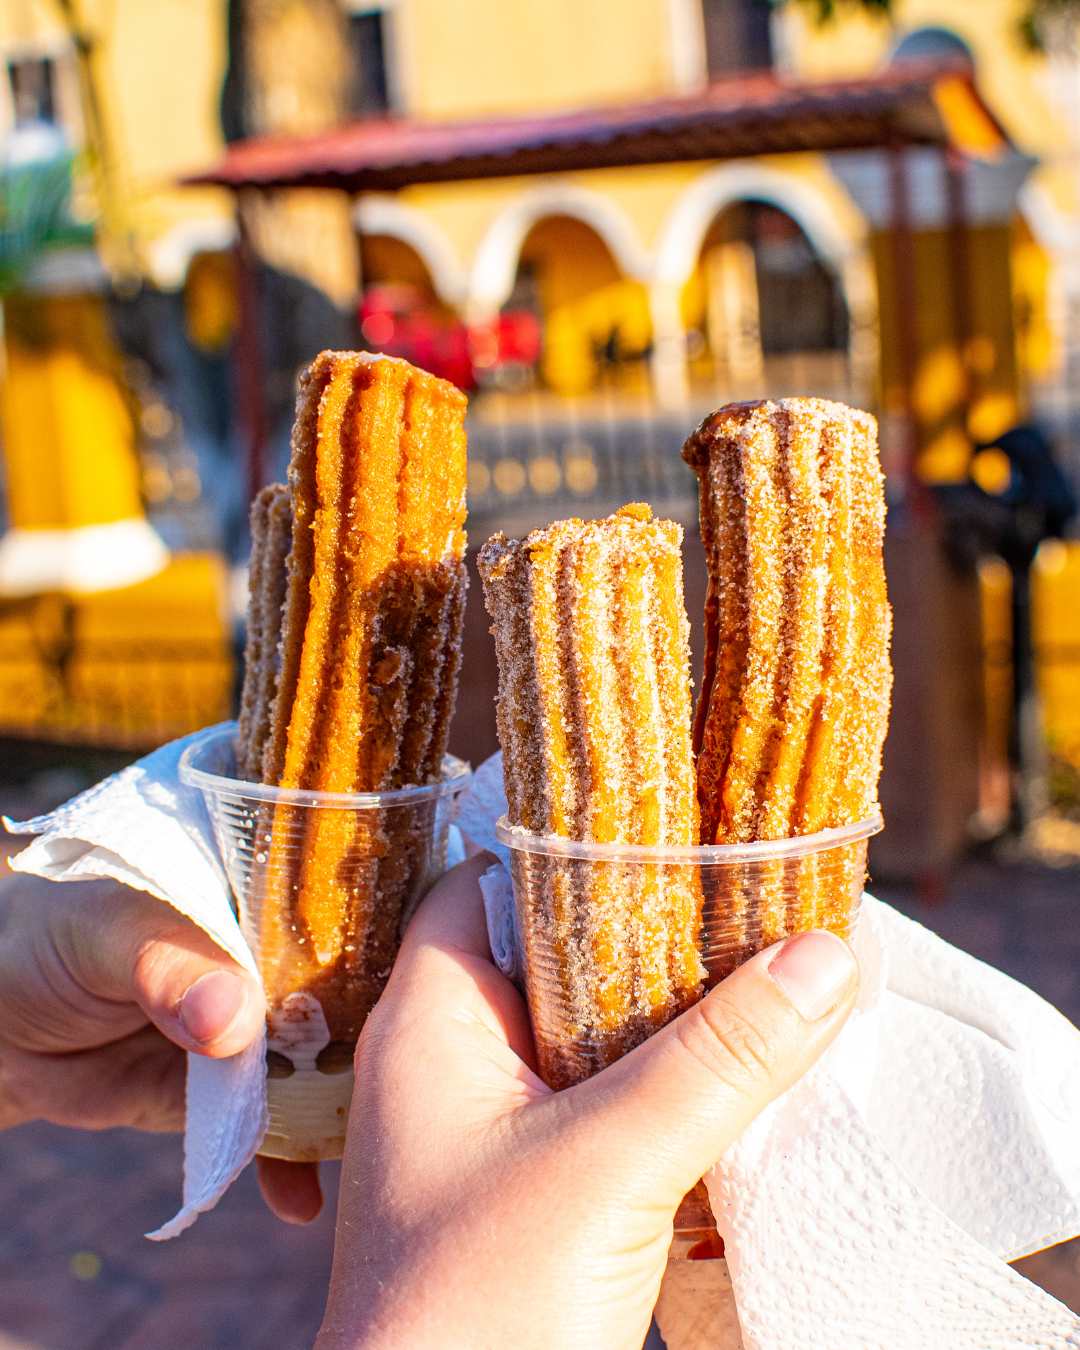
672;993;780;1089
130;933;173;999
129;919;205;996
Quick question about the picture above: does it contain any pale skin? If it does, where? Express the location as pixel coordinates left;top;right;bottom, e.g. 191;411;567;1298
0;856;858;1346
316;854;859;1350
0;868;320;1222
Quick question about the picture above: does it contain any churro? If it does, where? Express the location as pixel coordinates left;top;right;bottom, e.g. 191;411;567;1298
257;350;468;1040
683;398;891;937
480;503;704;1086
237;483;291;781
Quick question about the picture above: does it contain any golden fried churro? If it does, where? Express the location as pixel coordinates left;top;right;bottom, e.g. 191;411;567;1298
237;483;291;781
683;398;891;937
256;351;467;1039
480;504;704;1087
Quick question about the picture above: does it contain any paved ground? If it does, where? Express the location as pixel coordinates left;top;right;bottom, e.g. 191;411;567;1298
2;836;1079;1348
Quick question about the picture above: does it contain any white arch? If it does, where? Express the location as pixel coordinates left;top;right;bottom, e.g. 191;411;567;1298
353;196;468;307
468;184;653;317
147;215;236;290
650;163;878;408
654;162;860;289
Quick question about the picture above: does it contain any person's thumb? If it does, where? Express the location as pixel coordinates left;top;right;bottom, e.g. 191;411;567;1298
565;929;858;1210
60;880;265;1058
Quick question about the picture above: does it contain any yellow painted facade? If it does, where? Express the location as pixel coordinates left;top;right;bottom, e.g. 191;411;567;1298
0;0;1074;761
347;0;1067;430
775;0;1074;395
0;0;1068;418
519;215;651;396
397;0;677;118
1;292;141;529
872;224;1023;480
0;0;1069;378
1033;541;1080;790
0;1;235;745
779;0;1080;219
0;553;232;747
0;0;232;282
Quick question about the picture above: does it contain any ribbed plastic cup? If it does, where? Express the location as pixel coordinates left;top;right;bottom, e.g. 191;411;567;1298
495;814;882;1255
180;724;470;1162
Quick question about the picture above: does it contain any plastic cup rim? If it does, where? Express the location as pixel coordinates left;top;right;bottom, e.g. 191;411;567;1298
179;723;472;809
493;813;883;864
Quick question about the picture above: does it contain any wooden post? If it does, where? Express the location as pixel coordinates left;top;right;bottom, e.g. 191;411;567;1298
943;146;974;432
886;136;921;507
233;194;268;504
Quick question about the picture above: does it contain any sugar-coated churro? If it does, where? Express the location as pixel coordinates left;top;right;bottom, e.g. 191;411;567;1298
237;483;291;781
683;398;891;938
255;350;468;1040
480;503;704;1087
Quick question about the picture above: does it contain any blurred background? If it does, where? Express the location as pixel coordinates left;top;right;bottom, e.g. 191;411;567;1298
1;1;1080;1346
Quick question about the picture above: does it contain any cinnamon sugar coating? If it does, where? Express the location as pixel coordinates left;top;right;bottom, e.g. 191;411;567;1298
480;503;704;1087
238;483;291;781
253;351;468;1041
683;398;891;939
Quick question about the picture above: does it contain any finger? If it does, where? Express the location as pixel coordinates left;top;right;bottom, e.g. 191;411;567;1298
256;1156;323;1225
559;930;858;1208
56;882;265;1059
398;852;498;960
376;853;539;1075
0;1025;185;1132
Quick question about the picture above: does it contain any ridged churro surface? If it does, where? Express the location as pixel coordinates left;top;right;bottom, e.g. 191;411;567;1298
237;483;291;781
683;398;891;938
480;504;704;1086
254;350;468;1040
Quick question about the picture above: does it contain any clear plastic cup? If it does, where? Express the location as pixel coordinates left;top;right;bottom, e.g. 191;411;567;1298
495;814;882;1253
180;724;470;1162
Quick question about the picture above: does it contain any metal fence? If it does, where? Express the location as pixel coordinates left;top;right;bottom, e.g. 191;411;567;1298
464;350;861;538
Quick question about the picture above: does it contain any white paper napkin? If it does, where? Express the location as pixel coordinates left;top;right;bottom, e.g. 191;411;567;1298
4;727;464;1241
465;754;1080;1349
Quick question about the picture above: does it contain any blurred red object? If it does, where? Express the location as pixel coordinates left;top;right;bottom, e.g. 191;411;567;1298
358;284;541;390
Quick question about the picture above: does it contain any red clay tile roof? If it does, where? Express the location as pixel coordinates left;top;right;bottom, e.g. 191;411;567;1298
184;61;1009;193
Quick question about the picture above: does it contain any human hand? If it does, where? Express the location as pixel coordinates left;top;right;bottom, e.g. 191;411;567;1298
0;868;320;1223
318;855;859;1350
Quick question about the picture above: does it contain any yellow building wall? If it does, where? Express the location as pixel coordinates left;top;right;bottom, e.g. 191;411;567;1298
1011;214;1056;382
383;152;864;398
396;165;685;277
519;216;651;395
1;292;143;530
778;0;1075;381
1033;542;1080;782
398;0;676;118
397;152;864;275
0;0;231;282
977;556;1013;827
780;0;1068;159
872;223;1021;481
0;553;232;748
362;235;443;300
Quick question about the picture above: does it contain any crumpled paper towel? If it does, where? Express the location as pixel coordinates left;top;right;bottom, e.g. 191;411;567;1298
466;754;1080;1349
4;726;463;1241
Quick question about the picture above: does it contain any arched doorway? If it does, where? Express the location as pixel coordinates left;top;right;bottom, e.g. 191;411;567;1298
501;213;652;399
680;198;851;403
465;199;660;526
356;232;472;390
